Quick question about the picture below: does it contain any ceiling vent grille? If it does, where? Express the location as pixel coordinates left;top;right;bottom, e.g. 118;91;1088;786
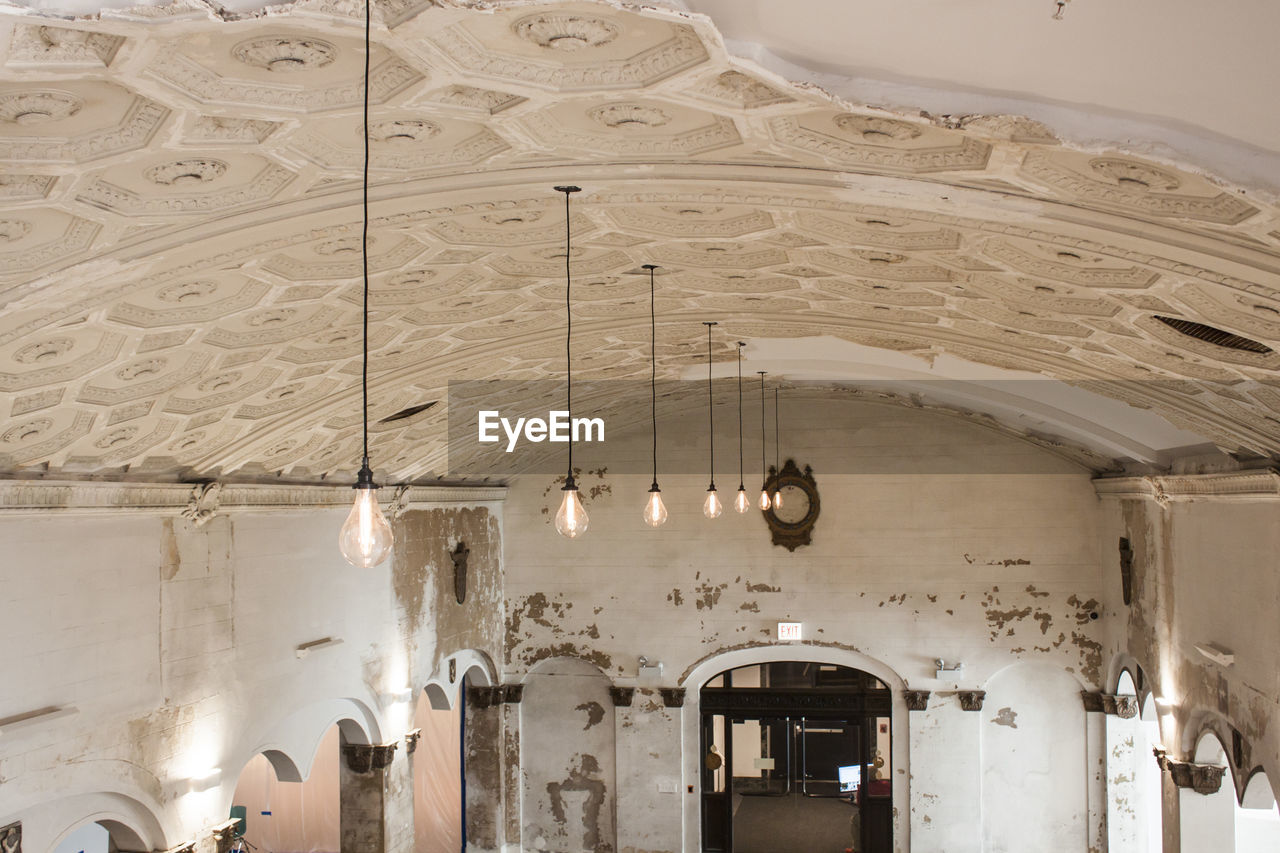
1153;316;1273;354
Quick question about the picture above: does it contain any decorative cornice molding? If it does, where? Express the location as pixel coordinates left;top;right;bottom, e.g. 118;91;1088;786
0;479;507;518
1094;469;1280;504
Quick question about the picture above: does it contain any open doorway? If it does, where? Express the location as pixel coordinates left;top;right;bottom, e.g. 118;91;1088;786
700;662;892;853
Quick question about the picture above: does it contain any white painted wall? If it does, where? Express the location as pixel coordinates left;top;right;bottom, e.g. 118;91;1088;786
0;500;504;852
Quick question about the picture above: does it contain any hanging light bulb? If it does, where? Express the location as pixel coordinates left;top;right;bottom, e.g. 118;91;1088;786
757;370;771;511
734;341;749;514
702;320;720;519
340;464;394;567
556;481;588;538
554;185;586;539
339;0;393;568
642;264;668;528
704;488;723;519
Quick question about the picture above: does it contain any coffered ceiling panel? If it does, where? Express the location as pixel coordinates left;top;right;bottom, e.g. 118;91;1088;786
0;0;1278;480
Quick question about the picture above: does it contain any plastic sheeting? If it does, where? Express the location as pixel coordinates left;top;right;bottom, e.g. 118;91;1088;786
231;725;341;853
413;698;463;853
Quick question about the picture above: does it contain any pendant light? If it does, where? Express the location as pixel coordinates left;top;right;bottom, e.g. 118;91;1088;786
734;341;749;513
702;321;722;519
553;185;588;539
338;0;393;568
757;371;771;511
642;264;668;528
773;387;783;509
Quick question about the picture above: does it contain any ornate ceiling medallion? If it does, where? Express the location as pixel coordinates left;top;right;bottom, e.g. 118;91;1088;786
0;90;82;124
156;280;219;303
94;426;139;448
115;358;167;381
588;103;671;129
144;159;228;187
14;338;74;364
833;114;923;141
513;13;620;51
232;37;337;73
1089;158;1181;192
366;119;441;144
2;419;52;444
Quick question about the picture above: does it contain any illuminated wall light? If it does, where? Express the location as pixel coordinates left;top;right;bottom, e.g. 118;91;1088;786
186;767;222;794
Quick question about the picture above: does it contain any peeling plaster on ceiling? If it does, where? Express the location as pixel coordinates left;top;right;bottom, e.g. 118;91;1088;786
0;0;1279;484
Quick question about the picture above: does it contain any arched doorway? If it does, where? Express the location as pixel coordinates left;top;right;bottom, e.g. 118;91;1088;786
699;661;892;853
230;725;342;852
52;820;150;853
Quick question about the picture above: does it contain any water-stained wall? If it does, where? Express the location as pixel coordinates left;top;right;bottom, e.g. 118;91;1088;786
501;395;1109;851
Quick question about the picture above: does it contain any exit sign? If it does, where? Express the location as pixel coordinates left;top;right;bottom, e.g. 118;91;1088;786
778;622;802;641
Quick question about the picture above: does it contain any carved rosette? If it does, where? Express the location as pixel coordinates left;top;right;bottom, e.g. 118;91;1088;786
958;690;985;712
609;686;635;707
659;687;686;708
342;742;398;773
904;690;930;711
1167;759;1226;795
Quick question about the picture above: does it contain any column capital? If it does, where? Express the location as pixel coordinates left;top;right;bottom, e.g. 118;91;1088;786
904;690;930;711
1165;757;1227;794
958;690;985;712
342;742;398;774
659;687;685;708
609;686;636;707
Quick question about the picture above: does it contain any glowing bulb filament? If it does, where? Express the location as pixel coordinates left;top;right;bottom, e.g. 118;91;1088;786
704;488;723;519
734;487;750;514
643;488;668;528
556;485;589;538
339;488;394;568
758;489;772;511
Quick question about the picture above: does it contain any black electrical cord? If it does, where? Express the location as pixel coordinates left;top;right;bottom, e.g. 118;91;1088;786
703;321;717;490
736;342;745;491
360;0;370;470
758;371;767;481
554;186;580;480
645;265;659;490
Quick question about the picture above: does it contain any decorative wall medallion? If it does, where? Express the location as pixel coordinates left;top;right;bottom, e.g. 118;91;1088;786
0;90;82;124
0;220;31;243
833;114;924;141
14;338;74;364
588;103;670;129
367;118;440;143
512;13;620;51
762;459;821;551
1089;158;1181;192
232;37;337;72
144;158;228;186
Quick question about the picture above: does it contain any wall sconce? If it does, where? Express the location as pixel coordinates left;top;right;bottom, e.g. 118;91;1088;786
1195;643;1234;667
935;659;963;680
295;636;343;659
638;656;664;682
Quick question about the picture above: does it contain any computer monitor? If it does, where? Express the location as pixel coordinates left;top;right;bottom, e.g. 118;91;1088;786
837;764;860;794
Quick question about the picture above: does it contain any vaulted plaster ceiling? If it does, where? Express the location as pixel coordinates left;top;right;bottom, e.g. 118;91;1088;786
1;0;1279;482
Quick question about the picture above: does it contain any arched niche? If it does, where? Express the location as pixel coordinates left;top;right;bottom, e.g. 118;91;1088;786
238;696;380;784
1182;730;1235;851
679;643;909;853
19;792;167;853
980;661;1088;852
423;648;497;711
519;656;617;853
